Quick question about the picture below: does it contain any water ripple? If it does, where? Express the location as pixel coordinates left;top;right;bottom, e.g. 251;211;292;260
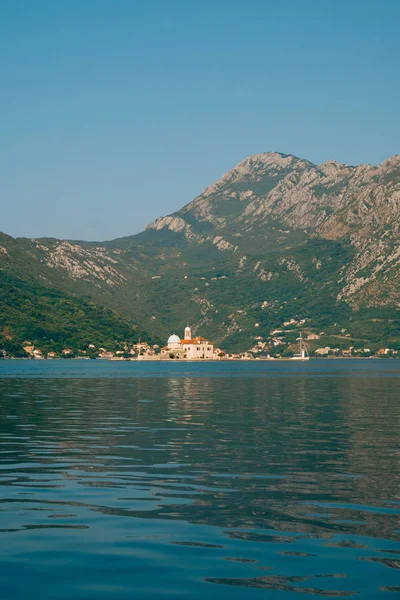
0;364;399;598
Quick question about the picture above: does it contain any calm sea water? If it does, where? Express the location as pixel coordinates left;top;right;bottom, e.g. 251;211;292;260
0;360;399;599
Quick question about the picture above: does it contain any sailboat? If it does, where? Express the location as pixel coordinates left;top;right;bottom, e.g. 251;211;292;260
291;332;310;360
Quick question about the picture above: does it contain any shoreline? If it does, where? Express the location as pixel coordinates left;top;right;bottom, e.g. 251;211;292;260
1;356;397;362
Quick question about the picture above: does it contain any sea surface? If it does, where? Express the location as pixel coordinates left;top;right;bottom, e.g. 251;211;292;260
0;359;399;599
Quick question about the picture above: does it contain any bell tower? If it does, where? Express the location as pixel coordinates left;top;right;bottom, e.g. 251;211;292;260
184;325;192;340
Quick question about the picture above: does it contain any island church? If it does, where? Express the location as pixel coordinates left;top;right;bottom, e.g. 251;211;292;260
161;326;217;360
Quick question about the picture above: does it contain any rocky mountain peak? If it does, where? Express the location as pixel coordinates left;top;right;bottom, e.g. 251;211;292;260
317;159;352;175
377;154;400;172
147;151;400;242
1;150;400;353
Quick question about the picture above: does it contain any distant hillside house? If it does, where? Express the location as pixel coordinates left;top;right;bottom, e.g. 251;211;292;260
315;347;331;356
161;326;217;360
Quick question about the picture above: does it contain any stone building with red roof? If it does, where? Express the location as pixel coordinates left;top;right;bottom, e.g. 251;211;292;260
160;326;216;360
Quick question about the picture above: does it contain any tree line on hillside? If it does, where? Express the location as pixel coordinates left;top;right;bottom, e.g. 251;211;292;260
0;272;157;357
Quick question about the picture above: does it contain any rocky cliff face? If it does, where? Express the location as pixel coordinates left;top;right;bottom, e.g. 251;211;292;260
1;151;399;350
147;152;400;308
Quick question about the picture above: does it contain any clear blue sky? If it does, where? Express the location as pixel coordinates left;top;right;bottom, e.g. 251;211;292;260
1;0;399;241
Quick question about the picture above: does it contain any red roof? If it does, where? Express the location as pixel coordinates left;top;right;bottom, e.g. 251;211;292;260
180;337;210;345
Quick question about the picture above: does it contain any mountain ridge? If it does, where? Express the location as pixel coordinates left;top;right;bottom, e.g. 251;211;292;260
1;150;399;354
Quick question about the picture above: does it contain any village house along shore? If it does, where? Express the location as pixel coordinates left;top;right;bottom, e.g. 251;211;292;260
1;324;398;361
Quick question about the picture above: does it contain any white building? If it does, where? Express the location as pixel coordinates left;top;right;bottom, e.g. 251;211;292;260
160;326;217;360
315;346;331;356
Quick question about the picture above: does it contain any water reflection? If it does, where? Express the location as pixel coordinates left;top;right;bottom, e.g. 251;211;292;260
0;369;399;599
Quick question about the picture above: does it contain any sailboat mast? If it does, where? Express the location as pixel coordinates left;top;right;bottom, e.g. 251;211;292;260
299;331;303;358
293;331;309;360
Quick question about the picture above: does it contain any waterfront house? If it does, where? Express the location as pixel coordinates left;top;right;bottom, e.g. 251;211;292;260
160;326;217;360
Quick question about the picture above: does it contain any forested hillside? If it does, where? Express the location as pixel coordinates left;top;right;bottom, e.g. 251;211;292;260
0;271;155;356
1;151;399;355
